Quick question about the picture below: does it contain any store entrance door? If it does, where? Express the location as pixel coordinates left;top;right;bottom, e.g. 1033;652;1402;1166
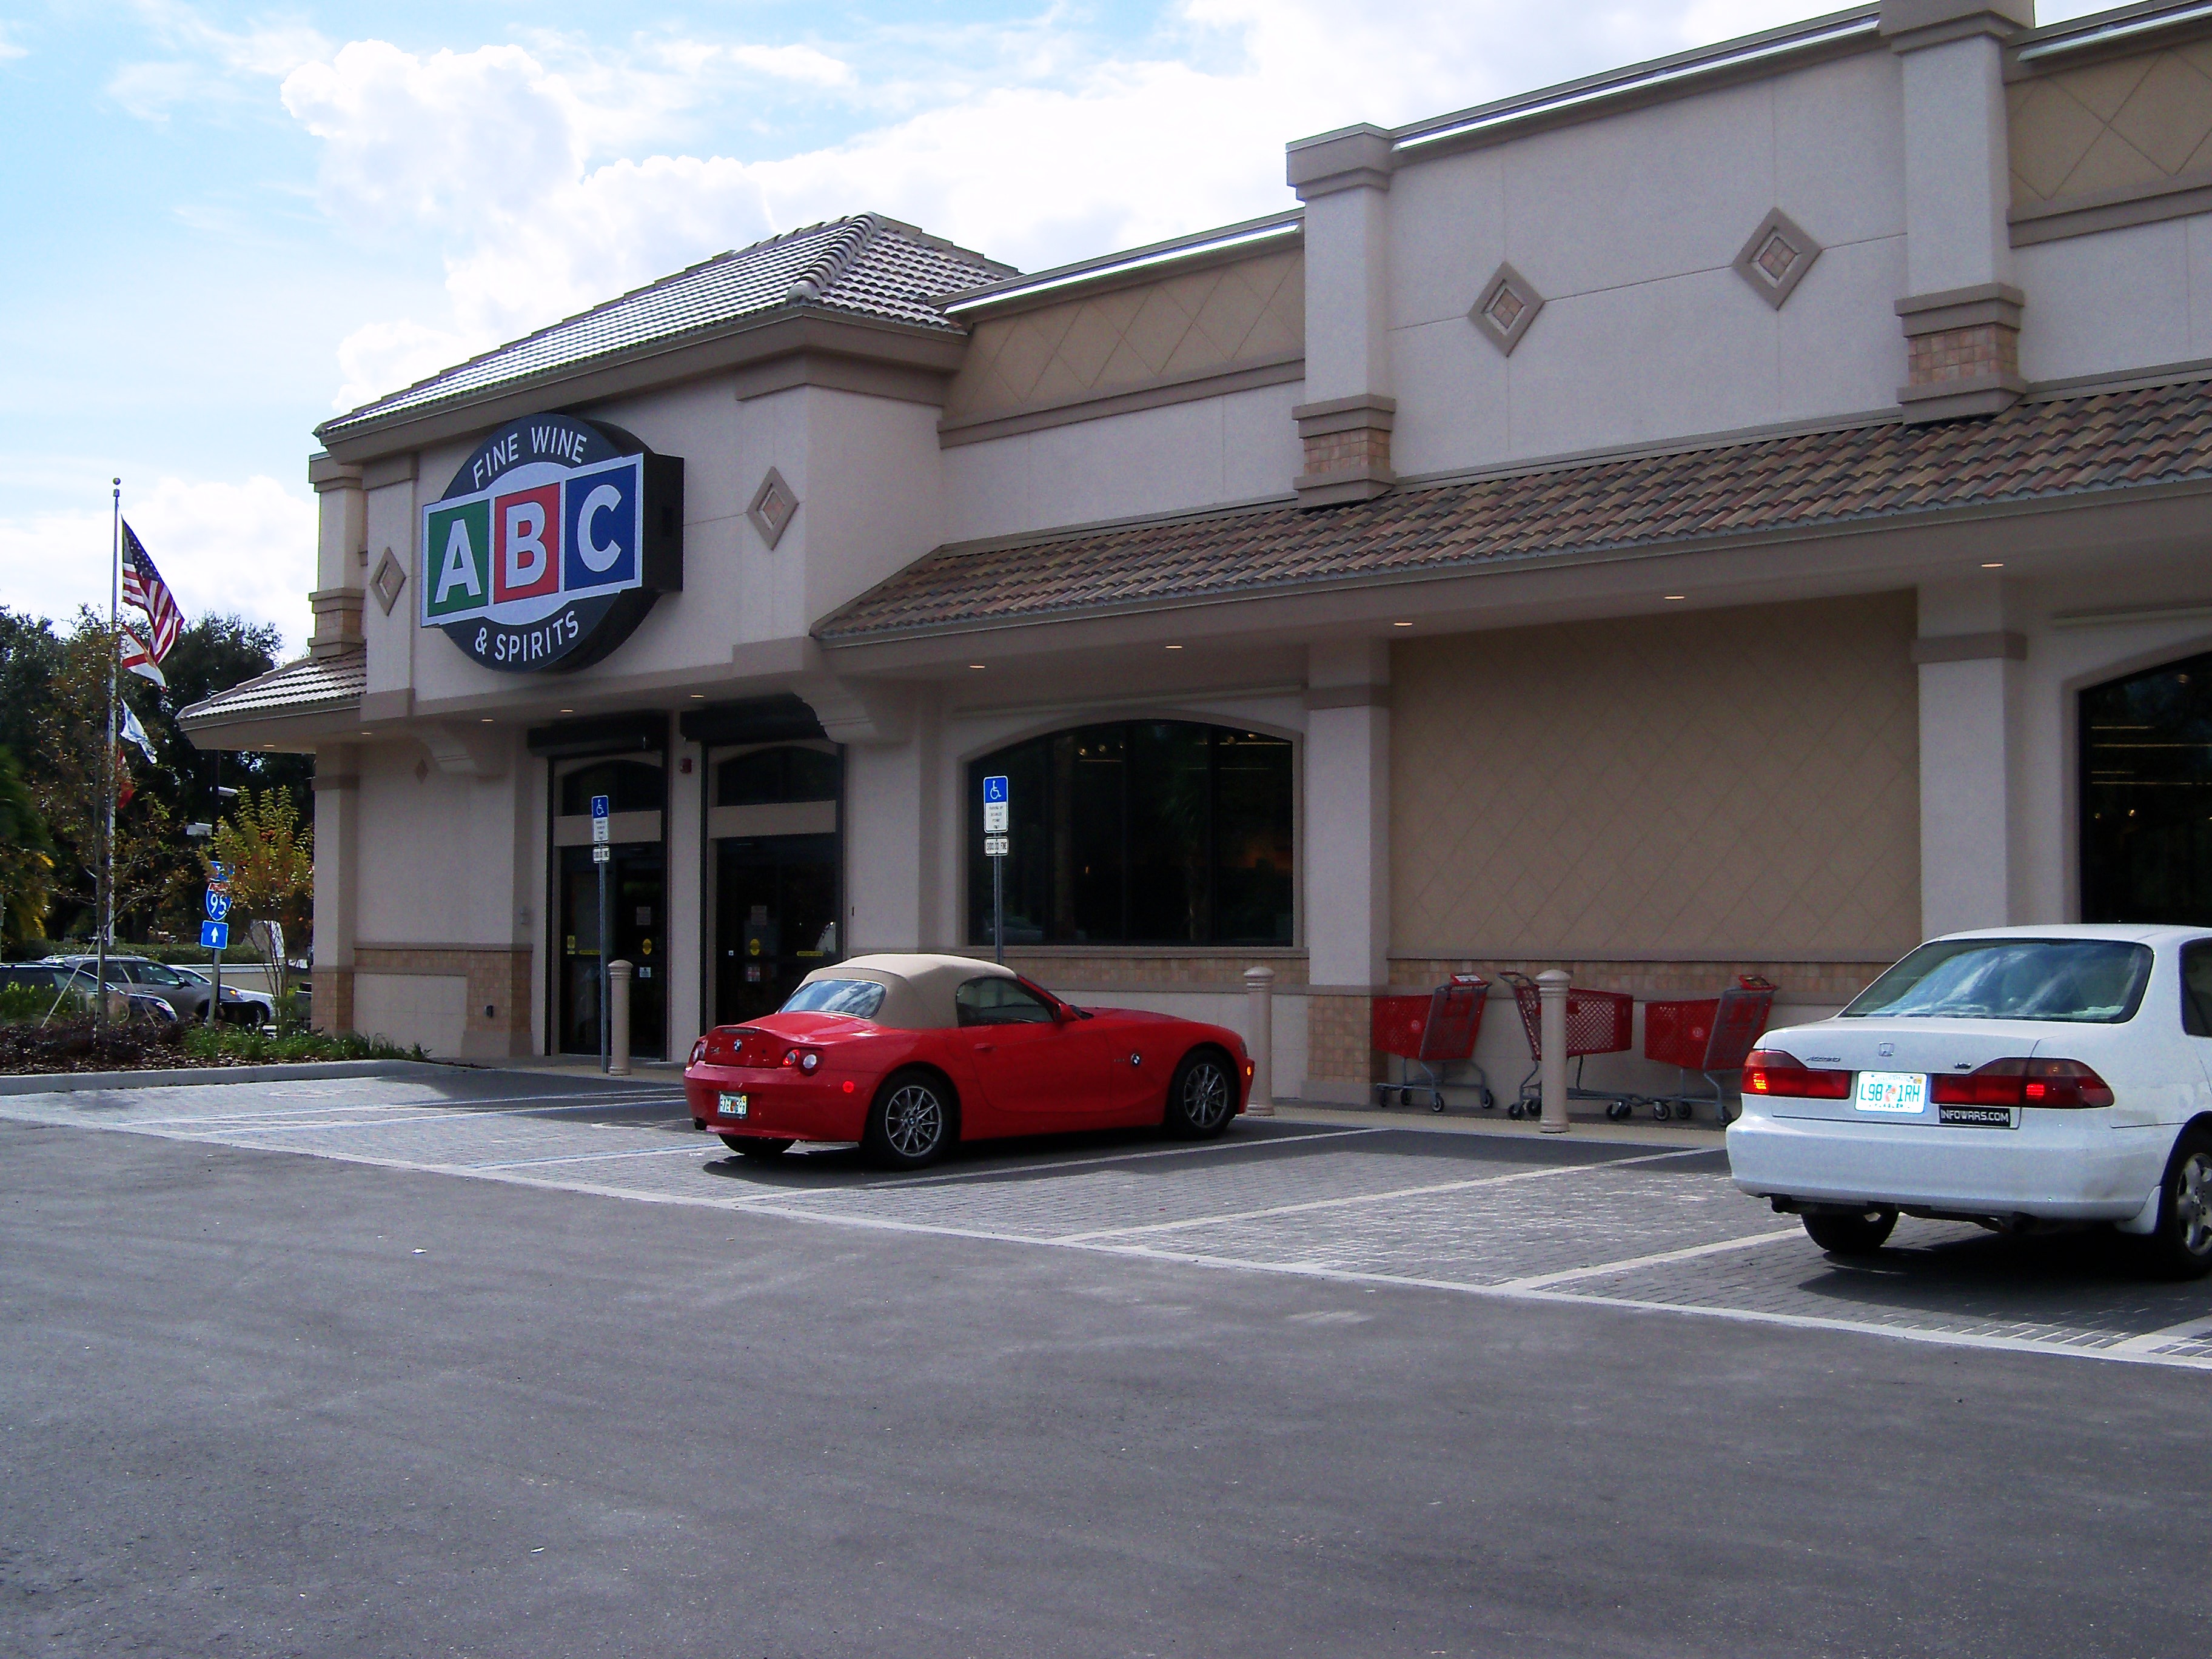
558;841;668;1059
715;835;839;1024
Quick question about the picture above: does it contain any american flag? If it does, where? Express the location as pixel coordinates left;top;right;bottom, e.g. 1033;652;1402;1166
119;521;183;662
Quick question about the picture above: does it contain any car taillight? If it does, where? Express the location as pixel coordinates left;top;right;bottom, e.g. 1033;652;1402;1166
689;1038;706;1066
1929;1058;2113;1110
783;1048;820;1074
1741;1049;1852;1100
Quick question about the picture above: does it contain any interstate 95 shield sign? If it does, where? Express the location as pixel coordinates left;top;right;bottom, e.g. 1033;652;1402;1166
421;413;683;672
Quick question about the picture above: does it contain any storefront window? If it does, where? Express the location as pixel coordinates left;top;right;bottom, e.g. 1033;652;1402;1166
2082;651;2212;926
967;722;1292;946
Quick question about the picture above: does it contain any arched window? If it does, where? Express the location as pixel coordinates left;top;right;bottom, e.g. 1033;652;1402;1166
559;757;662;816
967;720;1293;946
2082;651;2212;925
717;745;840;806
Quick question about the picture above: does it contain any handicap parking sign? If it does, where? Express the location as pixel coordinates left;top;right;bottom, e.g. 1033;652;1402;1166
982;775;1008;803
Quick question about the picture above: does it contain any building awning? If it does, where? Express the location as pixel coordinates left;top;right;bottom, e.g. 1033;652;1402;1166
816;374;2212;645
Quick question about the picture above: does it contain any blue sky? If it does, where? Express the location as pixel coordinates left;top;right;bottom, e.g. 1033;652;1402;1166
0;0;2106;649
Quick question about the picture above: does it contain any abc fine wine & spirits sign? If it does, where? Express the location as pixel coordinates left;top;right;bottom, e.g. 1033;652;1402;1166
421;414;683;672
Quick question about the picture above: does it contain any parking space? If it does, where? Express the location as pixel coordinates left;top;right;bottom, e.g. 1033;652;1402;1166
7;1067;2212;1370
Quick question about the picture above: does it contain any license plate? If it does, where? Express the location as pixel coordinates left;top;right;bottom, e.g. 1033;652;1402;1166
1854;1071;1926;1114
719;1092;748;1120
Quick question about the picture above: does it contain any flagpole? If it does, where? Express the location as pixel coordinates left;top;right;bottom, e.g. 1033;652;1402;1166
98;479;119;1036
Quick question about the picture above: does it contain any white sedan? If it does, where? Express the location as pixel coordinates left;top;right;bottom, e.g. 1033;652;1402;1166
1726;925;2212;1278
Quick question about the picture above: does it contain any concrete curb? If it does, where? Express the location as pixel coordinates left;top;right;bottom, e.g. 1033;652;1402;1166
1271;1102;1722;1150
0;1059;455;1097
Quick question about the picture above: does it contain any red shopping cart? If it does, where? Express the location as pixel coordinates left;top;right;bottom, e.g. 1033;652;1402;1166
1501;971;1635;1121
1623;976;1775;1124
1370;975;1492;1113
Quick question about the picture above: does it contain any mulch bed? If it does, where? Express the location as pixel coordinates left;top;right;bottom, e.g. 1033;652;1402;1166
0;1021;250;1076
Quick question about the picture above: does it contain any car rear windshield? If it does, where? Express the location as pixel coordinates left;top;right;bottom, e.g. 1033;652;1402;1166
780;978;886;1019
1843;939;2153;1024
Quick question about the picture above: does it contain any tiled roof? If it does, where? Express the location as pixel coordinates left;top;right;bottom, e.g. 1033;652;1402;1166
318;216;1013;440
817;377;2212;642
178;648;365;728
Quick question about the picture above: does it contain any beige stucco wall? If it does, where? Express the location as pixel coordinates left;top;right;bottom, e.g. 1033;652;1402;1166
1392;592;1922;962
1384;47;1908;476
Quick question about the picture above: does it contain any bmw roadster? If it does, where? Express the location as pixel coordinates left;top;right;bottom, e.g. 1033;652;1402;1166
684;954;1253;1168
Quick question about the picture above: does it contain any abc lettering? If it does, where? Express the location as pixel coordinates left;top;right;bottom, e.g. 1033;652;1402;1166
505;500;548;586
437;517;483;603
577;483;625;573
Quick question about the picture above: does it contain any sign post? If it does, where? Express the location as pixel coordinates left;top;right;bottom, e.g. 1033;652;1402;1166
202;862;232;1027
591;796;611;1072
982;775;1010;965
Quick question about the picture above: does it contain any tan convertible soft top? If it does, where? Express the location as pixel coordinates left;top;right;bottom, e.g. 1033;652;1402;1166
793;953;1021;1031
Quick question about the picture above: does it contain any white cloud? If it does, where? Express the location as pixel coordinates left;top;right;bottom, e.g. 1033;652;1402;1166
0;24;27;62
0;478;316;652
282;2;1851;407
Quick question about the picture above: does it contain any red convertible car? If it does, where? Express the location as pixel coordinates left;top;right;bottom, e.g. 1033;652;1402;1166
684;954;1252;1168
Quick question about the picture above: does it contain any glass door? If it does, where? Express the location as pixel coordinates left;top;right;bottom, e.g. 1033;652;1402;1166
714;834;840;1024
558;841;668;1059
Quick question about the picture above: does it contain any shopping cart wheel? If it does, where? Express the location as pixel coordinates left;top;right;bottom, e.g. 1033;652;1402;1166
1505;1101;1524;1121
1653;1102;1672;1122
1604;1101;1626;1122
1479;1088;1496;1111
1429;1091;1446;1114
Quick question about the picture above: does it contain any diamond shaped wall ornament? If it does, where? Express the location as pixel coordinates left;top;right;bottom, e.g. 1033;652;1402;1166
747;467;799;549
370;548;406;615
1732;208;1823;310
1469;263;1544;357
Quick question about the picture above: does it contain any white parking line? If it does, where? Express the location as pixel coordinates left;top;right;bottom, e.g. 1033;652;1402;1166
116;1090;683;1128
1496;1228;1803;1290
1050;1147;1707;1242
873;1126;1384;1189
2109;1312;2212;1355
471;1143;717;1170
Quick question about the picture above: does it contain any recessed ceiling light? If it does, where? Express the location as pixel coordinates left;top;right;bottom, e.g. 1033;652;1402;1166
1663;594;1687;601
1392;621;1413;628
689;692;705;699
559;708;574;714
1164;643;1183;651
480;717;494;723
1982;561;2005;569
968;663;986;670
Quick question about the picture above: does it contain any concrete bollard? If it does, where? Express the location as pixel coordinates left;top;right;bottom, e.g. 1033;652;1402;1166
608;959;633;1076
1537;969;1572;1134
1243;964;1275;1116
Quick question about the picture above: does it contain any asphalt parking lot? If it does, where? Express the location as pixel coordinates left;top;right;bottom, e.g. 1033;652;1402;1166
5;1067;2210;1656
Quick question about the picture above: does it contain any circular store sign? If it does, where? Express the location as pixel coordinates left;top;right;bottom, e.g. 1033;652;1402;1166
420;413;684;672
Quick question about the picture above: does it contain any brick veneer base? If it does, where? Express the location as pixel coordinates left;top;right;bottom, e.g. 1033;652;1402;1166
352;945;532;1045
1906;321;2019;389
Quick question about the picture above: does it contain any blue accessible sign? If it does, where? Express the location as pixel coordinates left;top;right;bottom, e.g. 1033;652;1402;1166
200;919;230;951
591;794;610;818
982;775;1008;804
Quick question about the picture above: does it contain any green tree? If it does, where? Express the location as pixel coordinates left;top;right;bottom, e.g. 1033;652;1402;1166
30;610;187;941
207;788;313;1016
0;745;55;951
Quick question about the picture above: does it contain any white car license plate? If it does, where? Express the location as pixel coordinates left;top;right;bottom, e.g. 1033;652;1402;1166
719;1092;748;1120
1854;1071;1926;1114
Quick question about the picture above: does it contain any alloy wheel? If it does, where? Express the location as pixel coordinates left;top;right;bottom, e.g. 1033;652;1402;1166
2176;1152;2212;1258
884;1082;945;1159
1181;1060;1232;1133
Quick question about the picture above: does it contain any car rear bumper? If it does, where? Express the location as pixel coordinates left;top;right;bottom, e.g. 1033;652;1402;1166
683;1068;868;1142
1726;1109;2170;1221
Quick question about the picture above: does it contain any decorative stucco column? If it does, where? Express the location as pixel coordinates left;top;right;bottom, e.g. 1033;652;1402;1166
1286;124;1395;506
1301;639;1390;1103
307;452;366;657
1882;0;2032;422
1914;578;2026;936
310;743;360;1036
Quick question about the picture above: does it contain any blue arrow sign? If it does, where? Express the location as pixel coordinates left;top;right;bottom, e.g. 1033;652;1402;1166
204;888;232;922
982;775;1008;804
199;919;230;951
591;794;611;819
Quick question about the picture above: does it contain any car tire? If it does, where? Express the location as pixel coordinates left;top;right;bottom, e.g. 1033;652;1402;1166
1803;1207;1898;1256
719;1135;794;1159
2137;1125;2212;1281
1164;1048;1237;1140
863;1070;954;1170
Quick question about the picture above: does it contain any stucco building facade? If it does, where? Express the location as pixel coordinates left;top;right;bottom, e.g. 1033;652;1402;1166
185;0;2212;1102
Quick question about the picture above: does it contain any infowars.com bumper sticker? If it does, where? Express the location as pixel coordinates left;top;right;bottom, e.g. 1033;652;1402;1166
420;413;683;673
